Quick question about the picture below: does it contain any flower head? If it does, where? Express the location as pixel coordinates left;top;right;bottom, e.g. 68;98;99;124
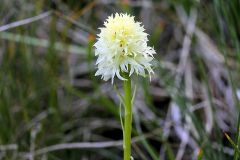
94;13;156;83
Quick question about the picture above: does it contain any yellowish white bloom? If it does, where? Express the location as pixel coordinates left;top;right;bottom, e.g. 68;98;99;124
94;13;156;83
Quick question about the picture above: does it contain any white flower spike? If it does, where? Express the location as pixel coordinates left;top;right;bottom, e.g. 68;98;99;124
94;13;156;83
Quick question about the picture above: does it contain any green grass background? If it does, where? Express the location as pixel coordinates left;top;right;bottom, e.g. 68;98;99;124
0;0;240;159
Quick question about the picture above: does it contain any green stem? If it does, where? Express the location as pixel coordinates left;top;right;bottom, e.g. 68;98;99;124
123;73;132;160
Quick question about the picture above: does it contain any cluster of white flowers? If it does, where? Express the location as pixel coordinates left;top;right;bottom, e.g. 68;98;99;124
94;13;156;83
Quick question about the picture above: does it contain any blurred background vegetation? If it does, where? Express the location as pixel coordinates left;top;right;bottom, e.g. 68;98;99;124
0;0;240;159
